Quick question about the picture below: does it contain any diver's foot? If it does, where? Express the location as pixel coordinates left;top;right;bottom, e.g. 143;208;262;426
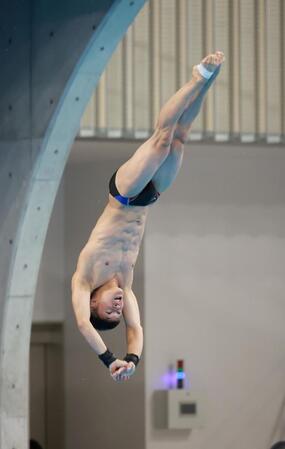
193;51;225;82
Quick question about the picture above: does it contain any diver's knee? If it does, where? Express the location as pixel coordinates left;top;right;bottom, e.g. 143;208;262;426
173;127;188;145
152;125;174;150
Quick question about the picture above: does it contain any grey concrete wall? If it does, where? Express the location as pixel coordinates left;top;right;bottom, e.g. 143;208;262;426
0;0;33;357
0;0;115;319
64;140;145;449
0;1;147;447
33;182;65;323
144;143;285;449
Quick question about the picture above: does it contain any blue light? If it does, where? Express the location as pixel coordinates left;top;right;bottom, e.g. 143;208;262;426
176;371;186;380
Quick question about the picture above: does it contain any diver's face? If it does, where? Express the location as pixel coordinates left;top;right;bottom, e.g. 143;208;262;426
91;286;124;321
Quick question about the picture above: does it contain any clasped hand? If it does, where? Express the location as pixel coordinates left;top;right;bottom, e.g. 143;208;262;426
109;359;136;382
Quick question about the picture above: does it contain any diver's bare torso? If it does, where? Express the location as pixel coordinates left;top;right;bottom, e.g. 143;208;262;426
77;194;149;290
76;52;225;294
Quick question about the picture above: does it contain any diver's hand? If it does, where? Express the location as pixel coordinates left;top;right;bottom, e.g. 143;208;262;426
109;359;129;381
112;362;136;382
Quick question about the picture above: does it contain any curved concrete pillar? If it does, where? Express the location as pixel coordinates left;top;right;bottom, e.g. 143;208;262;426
0;1;146;447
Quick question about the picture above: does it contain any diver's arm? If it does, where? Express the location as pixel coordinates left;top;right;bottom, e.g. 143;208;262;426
71;273;129;379
109;288;143;381
123;288;144;357
71;273;107;354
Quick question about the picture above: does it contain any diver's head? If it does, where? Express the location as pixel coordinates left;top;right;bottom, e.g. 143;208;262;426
90;279;124;331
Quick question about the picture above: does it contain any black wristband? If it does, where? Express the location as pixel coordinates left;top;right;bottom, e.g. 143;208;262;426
124;353;140;366
98;349;116;368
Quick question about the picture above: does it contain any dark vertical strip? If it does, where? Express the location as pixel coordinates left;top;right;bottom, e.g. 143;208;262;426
131;28;135;135
29;0;33;166
254;0;260;137
254;0;258;136
148;0;154;134
263;0;267;140
120;36;124;136
237;0;241;139
226;0;231;137
213;0;216;136
280;0;285;140
175;0;180;91
228;0;232;136
255;0;266;139
148;0;152;130
122;36;127;135
202;0;207;133
44;344;48;449
149;0;155;131
158;0;162;119
201;0;206;56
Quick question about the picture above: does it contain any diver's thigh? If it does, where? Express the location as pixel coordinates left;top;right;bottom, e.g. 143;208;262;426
116;136;170;197
152;143;184;193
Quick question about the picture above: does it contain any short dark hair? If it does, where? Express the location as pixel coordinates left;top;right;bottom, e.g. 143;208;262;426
30;440;43;449
90;311;120;331
271;443;285;449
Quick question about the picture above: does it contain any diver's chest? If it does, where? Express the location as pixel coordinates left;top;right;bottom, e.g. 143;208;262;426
90;250;135;287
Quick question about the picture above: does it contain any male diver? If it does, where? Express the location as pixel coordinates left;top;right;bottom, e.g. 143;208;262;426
72;51;225;382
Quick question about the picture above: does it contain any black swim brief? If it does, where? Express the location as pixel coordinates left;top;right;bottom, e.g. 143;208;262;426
109;170;160;207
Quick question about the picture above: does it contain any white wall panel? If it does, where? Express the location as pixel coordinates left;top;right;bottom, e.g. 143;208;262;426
145;143;285;449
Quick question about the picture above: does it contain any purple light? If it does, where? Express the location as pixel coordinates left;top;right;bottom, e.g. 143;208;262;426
162;370;177;389
161;363;191;390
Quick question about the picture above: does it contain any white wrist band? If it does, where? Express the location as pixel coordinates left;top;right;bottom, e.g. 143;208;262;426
197;63;214;80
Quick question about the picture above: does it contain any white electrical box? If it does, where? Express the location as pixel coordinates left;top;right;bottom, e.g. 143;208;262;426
153;389;206;430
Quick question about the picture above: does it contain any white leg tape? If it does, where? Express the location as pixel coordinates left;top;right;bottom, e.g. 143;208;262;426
197;64;214;80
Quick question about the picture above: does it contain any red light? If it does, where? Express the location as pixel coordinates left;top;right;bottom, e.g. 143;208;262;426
177;359;184;370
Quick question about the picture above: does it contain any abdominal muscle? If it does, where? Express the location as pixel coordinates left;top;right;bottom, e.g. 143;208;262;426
77;195;149;290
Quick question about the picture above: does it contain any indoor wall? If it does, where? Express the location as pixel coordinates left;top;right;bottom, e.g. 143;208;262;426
34;138;285;449
144;142;285;449
34;139;146;449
